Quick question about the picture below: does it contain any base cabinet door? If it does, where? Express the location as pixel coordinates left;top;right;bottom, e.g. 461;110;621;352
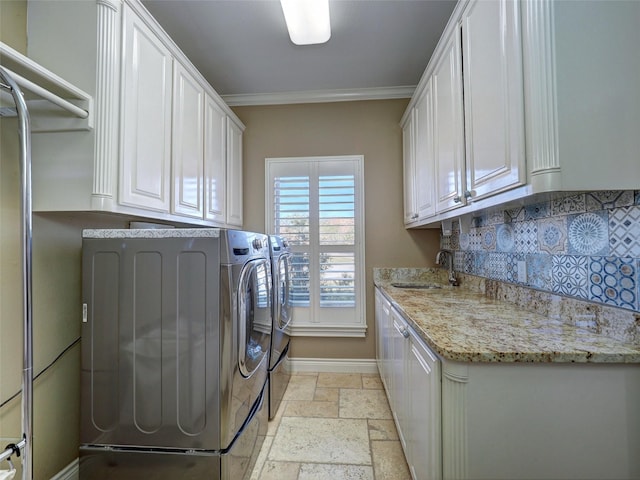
408;331;442;480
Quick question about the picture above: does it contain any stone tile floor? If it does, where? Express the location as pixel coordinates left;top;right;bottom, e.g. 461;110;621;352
250;372;411;480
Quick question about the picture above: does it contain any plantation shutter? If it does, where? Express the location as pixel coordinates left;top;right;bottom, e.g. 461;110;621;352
266;156;366;337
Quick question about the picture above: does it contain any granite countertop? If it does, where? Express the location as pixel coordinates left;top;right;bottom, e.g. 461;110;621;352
375;276;640;364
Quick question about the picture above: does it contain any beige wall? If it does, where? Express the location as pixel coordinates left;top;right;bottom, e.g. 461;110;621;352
233;100;440;360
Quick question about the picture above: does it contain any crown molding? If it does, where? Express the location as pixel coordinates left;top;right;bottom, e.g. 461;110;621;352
222;85;416;107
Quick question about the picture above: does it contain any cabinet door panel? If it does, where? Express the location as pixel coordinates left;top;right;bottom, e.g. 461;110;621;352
462;0;525;200
403;111;418;224
226;118;243;228
172;63;204;218
204;95;227;224
121;6;172;212
408;335;442;480
414;79;436;219
433;28;465;213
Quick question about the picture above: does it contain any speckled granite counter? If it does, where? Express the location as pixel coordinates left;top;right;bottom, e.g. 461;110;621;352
374;268;640;364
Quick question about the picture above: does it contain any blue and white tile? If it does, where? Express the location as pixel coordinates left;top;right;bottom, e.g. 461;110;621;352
486;253;508;281
635;190;640;205
551;193;586;216
512;221;538;254
462;251;475;274
472;214;488;228
480;226;496;251
586;190;634;211
537;217;567;254
459;232;470;250
552;255;589;299
608;205;640;257
485;209;505;226
524;201;550;221
588;256;637;311
567;211;609;256
469;230;483;251
440;235;452;250
454;251;465;273
474;252;488;277
504;207;525;224
495;224;515;252
505;253;525;283
526;254;553;290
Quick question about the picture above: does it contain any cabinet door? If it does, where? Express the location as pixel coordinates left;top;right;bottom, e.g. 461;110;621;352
172;62;204;219
204;95;227;224
433;27;465;214
226;118;243;228
462;0;525;200
402;110;418;224
120;5;172;212
391;310;410;450
408;333;442;480
414;79;436;219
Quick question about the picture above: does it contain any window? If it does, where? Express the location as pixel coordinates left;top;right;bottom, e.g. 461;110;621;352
266;156;366;337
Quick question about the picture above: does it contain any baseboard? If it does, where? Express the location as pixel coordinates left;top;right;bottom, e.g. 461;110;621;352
287;357;379;374
51;458;78;480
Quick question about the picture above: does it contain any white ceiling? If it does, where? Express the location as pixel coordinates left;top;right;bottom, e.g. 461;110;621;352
141;0;457;103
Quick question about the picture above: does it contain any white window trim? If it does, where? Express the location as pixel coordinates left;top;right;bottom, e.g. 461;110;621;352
265;155;366;337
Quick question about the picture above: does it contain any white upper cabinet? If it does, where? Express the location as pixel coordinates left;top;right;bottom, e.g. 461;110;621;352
432;27;465;214
402;66;441;224
120;4;172;213
226;118;244;228
522;0;640;192
171;62;204;219
461;0;525;201
414;79;436;220
204;95;227;225
402;109;418;224
402;0;640;227
26;0;244;227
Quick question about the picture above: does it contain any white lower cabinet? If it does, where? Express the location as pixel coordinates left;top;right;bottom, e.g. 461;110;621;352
375;287;442;479
375;287;640;479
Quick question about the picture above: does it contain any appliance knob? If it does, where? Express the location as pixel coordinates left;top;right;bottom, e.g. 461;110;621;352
253;238;262;250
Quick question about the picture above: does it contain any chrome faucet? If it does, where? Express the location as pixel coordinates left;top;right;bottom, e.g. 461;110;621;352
435;249;458;286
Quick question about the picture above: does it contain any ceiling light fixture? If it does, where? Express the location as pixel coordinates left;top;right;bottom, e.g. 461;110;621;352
280;0;331;46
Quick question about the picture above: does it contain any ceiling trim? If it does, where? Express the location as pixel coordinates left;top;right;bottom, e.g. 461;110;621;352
222;85;416;107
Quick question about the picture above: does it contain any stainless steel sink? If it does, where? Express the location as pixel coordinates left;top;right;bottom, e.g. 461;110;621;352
391;282;443;289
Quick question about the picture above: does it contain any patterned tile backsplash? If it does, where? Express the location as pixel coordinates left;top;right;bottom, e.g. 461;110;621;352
441;190;640;313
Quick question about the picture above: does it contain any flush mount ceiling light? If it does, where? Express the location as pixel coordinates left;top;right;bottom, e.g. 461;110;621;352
280;0;331;45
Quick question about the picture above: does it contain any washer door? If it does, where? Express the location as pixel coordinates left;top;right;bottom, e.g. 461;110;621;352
238;258;272;378
277;253;293;330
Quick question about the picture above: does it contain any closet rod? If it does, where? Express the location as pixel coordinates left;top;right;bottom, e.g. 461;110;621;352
1;67;89;119
0;66;34;480
0;439;26;464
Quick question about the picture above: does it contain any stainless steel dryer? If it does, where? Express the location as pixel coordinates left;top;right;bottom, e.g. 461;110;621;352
267;235;293;419
79;228;272;480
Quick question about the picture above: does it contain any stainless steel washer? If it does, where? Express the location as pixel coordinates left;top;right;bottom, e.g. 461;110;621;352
79;228;272;479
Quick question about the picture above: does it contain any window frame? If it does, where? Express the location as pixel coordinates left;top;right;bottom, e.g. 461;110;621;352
265;155;366;337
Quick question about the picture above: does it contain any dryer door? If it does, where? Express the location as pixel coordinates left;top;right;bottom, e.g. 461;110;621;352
238;258;272;378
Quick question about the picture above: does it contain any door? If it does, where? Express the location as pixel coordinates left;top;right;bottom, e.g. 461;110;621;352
120;4;172;212
172;62;204;219
238;258;272;378
462;0;525;200
414;78;436;219
204;94;227;224
226;118;244;227
276;253;293;331
433;25;465;213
